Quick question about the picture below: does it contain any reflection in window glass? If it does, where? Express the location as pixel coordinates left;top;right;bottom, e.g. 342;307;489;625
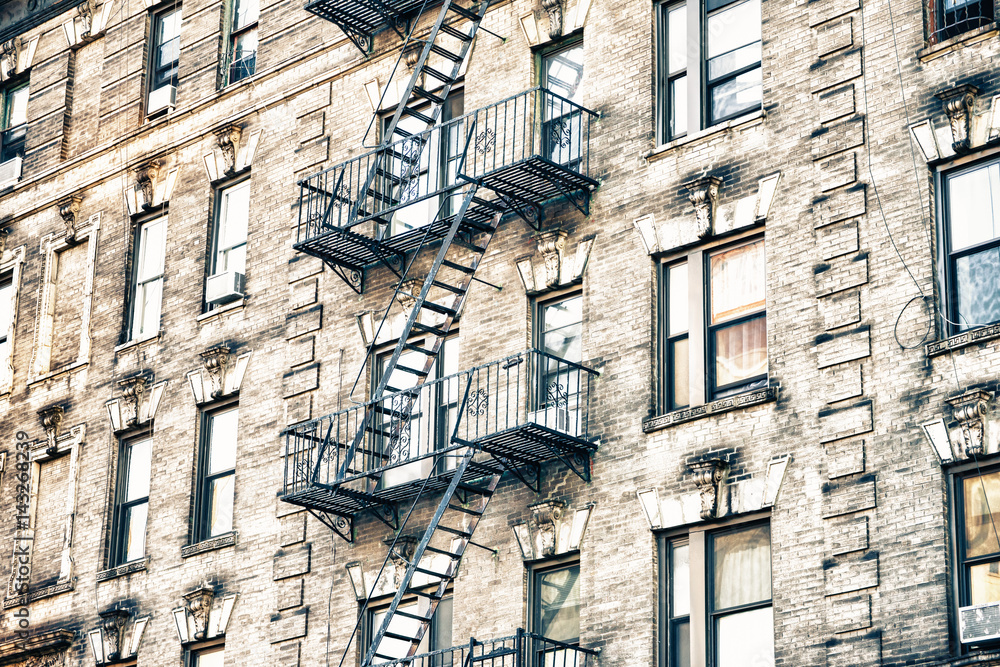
946;161;1000;331
963;471;1000;605
214;180;250;275
536;565;580;643
131;217;167;341
200;407;238;539
116;437;152;565
709;240;767;398
711;524;773;667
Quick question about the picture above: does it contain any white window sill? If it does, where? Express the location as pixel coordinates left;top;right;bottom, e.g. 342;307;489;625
647;110;766;163
114;331;163;355
918;22;999;62
197;297;246;324
28;360;89;387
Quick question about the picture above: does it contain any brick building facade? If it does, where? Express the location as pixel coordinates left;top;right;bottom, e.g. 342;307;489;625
0;0;999;664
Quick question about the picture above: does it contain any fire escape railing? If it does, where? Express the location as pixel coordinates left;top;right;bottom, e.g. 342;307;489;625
370;630;597;667
295;87;598;246
280;349;598;498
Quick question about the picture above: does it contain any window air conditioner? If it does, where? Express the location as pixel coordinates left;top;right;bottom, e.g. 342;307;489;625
959;602;1000;643
0;156;22;188
147;85;177;115
527;406;579;437
206;271;245;306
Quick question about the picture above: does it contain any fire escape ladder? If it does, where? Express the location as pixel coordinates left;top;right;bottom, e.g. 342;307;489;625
363;447;502;667
335;185;501;493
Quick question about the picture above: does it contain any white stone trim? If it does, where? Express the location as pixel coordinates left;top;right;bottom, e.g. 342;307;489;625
0;245;26;396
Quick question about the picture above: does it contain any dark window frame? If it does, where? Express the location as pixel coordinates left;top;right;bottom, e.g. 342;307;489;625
537;35;585;171
657;513;772;667
225;0;258;85
0;271;14;352
0;80;29;163
935;152;1000;336
109;432;153;568
192;401;239;544
148;5;181;98
657;230;767;413
655;0;763;145
928;0;995;44
526;555;581;646
361;589;454;666
185;637;226;667
532;289;583;411
209;176;250;272
123;210;168;344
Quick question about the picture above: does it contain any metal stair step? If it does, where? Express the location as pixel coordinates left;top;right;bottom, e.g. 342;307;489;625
436;524;473;538
430;44;464;62
447;3;481;21
413;565;451;578
452;238;487;253
423;66;457;85
391;608;433;623
440;23;473;41
411;322;450;338
403;343;437;356
395;364;430;377
432;280;467;294
401;106;436;125
382;631;420;643
411;86;445;105
404;587;445;600
423;544;462;559
441;258;475;273
456;482;495;496
420;301;458;317
448;503;484;516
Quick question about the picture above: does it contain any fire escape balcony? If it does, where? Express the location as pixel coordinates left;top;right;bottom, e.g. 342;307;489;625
371;630;597;667
280;349;599;518
295;87;598;280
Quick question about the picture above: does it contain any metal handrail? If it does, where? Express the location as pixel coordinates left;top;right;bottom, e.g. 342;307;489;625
295;87;598;244
368;630;597;667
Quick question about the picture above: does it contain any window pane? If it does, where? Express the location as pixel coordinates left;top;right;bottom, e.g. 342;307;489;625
7;86;29;127
138;218;166;282
671;543;690;616
543;44;584;104
209;473;235;536
671;619;690;667
220;182;251;250
208;408;239;474
136;278;163;339
713;524;771;610
714;315;766;388
233;0;259;29
537;565;580;643
969;560;1000;605
667;4;687;73
159;8;181;41
710;240;765;324
125;438;152;502
708;42;762;81
0;279;14;335
233;28;259;64
124;501;148;562
948;162;1000;251
668;263;688;335
706;0;761;59
671;76;688;137
195;646;226;667
710;67;762;123
372;602;425;663
543;296;582;332
954;247;1000;329
670;338;689;409
965;472;1000;558
715;606;774;667
542;296;583;363
432;597;453;654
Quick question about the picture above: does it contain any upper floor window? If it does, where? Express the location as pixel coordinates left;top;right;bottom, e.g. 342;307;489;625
188;642;226;667
656;0;762;144
368;595;453;665
535;293;583;405
226;0;258;84
660;235;766;411
111;435;153;566
0;83;28;164
531;561;580;645
194;405;238;542
148;6;181;113
540;40;584;169
128;215;167;342
929;0;994;43
660;521;773;667
212;179;250;275
939;157;1000;335
0;273;14;366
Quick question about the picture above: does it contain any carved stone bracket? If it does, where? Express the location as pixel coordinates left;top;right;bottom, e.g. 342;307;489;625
37;405;64;454
77;0;98;39
201;346;229;400
106;372;166;433
689;458;728;520
948;389;992;458
57;196;83;244
99;609;130;662
395;279;422;318
529;500;566;558
541;0;563;38
215;125;243;177
0;38;21;79
685;176;722;239
173;586;238;644
183;586;214;641
187;346;252;404
936;84;978;154
536;230;568;290
134;161;160;208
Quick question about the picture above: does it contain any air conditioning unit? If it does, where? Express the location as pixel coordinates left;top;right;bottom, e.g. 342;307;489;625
527;406;579;437
206;271;245;306
959;602;1000;643
147;85;176;116
0;156;22;188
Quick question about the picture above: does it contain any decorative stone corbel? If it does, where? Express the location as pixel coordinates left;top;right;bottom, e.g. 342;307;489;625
58;196;83;244
100;609;130;662
385;535;419;587
685;176;722;239
0;228;11;259
937;84;978;154
37;405;65;454
105;372;166;433
541;0;564;38
536;230;568;289
187;346;252;404
395;279;422;318
88;606;149;665
689;458;728;520
182;586;214;641
119;373;146;427
948;389;991;457
529;500;566;558
78;0;99;38
135;161;159;208
0;38;21;80
172;586;238;645
215;125;243;177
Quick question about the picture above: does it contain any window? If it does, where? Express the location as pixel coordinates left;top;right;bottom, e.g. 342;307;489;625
380;92;464;235
529;560;580;667
540;40;584;169
194;406;238;542
211;179;250;277
226;0;258;84
188;643;225;667
374;337;460;487
955;468;1000;612
127;215;167;341
0;83;28;163
535;293;583;409
149;7;181;101
111;435;152;566
939;157;1000;335
930;0;994;43
656;0;762;143
367;595;453;665
660;236;766;411
660;521;773;667
0;273;14;367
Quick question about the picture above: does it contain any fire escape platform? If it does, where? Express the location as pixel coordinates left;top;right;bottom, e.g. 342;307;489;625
303;0;423;44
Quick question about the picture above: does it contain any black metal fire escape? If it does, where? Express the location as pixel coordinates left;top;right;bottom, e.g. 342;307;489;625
283;1;601;665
